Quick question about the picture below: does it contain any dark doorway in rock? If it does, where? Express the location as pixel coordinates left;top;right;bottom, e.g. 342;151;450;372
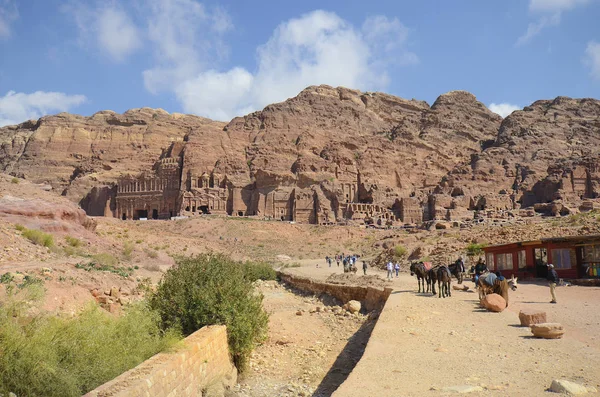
152;209;158;219
199;205;209;214
122;213;126;220
238;211;244;216
134;210;148;220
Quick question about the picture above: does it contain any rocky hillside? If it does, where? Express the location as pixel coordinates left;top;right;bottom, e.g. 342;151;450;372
0;85;598;218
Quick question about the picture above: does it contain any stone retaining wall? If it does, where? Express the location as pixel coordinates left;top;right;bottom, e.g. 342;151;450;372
84;325;237;397
278;271;393;310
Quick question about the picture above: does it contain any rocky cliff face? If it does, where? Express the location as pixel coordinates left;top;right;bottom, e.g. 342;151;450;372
0;108;225;203
0;85;598;222
439;96;600;216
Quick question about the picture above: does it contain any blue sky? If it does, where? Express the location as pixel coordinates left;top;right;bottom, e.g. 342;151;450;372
0;0;599;126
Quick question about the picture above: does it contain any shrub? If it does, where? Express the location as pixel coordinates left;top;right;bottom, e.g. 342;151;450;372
466;243;486;257
394;245;407;258
14;224;25;231
242;261;277;282
65;236;82;247
21;228;54;248
149;253;269;370
11;177;19;184
122;241;134;260
0;293;180;397
91;253;118;267
144;248;158;259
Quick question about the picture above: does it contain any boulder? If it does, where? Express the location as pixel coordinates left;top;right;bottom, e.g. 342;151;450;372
530;323;565;339
346;300;361;314
550;379;593;395
439;385;484;394
453;284;469;291
481;293;506;312
519;309;547;326
110;286;120;298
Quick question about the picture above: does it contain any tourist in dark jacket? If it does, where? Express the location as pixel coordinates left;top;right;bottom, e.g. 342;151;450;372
547;264;559;303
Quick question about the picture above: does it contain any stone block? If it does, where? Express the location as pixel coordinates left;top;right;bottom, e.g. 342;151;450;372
530;323;565;339
550;379;593;395
480;293;506;312
519;309;546;326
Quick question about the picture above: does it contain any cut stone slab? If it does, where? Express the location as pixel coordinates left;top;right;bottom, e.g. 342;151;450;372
440;385;484;394
519;309;547;326
549;379;591;395
453;284;470;291
531;323;565;339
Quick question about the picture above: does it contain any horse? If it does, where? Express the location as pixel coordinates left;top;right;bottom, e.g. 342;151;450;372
477;273;518;306
410;261;430;293
447;262;464;284
436;266;452;298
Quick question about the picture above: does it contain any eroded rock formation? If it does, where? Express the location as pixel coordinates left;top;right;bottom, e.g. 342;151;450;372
0;86;599;224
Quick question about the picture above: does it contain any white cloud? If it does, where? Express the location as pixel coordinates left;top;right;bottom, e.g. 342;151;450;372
165;11;418;121
516;13;560;46
0;0;18;39
96;7;141;61
0;91;86;127
584;41;600;80
488;103;521;118
529;0;590;12
65;2;141;62
143;0;230;94
176;68;254;121
517;0;590;45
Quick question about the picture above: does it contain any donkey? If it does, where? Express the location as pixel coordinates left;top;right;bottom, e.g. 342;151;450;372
437;266;452;298
447;262;464;284
410;261;430;293
477;273;518;305
428;265;440;296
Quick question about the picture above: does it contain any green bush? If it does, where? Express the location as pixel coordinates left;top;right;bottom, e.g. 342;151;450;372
21;228;54;248
466;243;486;257
393;245;407;258
149;253;269;370
0;294;180;397
65;236;82;247
122;241;134;260
14;224;25;231
91;253;118;267
242;261;277;282
11;177;19;184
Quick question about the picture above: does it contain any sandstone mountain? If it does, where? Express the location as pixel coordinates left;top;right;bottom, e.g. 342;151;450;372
0;85;598;224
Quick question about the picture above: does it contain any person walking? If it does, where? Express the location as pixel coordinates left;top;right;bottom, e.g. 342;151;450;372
386;261;393;280
394;262;400;277
336;255;340;267
547;264;559;303
362;260;368;275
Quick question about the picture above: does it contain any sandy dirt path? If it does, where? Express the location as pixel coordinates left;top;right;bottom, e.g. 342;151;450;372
283;261;600;396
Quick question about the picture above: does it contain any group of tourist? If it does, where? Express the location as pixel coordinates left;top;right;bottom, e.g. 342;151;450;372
323;254;371;274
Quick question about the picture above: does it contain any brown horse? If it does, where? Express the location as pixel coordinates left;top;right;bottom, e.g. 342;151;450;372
437;266;452;298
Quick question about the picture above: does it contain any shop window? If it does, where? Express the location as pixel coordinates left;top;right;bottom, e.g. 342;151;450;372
496;253;513;271
485;253;494;269
551;249;574;269
518;250;527;269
